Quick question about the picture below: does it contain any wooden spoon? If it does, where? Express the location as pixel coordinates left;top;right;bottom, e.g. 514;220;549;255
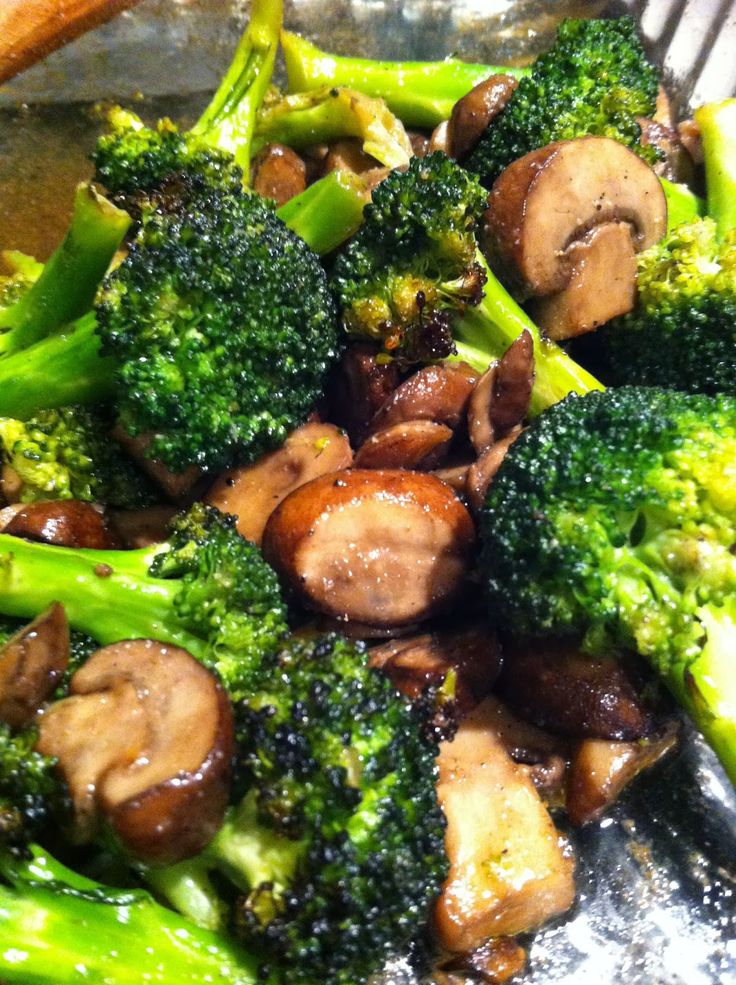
0;0;143;85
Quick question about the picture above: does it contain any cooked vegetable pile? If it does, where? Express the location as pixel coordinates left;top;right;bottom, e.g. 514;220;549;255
0;1;734;982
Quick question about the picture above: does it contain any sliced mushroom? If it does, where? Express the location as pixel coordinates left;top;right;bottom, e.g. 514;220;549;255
0;603;69;728
206;423;353;546
435;937;527;985
429;119;451;155
485;137;667;339
467;332;534;454
37;639;234;864
435;695;575;952
112;426;203;502
408;131;430;158
431;463;471;494
323;138;379;176
252;143;307;207
498;639;655;741
466;427;522;512
371;362;478;433
566;726;678;827
4;500;121;549
369;623;501;714
448;74;519;161
329;342;401;446
110;505;177;549
638;117;695;185
262;469;475;630
354;420;452;471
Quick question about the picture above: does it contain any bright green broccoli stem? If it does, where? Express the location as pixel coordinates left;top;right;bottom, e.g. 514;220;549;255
0;534;207;658
660;177;705;232
0;846;257;985
190;0;282;180
453;252;603;414
277;170;367;254
0;185;129;356
694;98;736;240
281;30;530;128
254;87;412;168
0;312;115;419
143;791;304;933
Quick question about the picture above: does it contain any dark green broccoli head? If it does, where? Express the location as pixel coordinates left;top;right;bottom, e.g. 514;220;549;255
231;633;447;985
332;152;488;361
92;108;244;214
0;725;66;848
149;503;288;697
597;219;736;394
466;17;659;187
0;406;156;508
96;188;340;471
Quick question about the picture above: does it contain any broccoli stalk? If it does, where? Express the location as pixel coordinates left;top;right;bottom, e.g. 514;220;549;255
0;504;288;701
254;86;412;168
0;846;258;985
694;97;736;240
277;170;368;255
0;184;129;356
480;386;736;784
281;29;529;128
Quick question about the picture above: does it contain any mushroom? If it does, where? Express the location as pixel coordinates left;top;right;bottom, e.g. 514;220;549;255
112;426;203;501
3;500;121;549
323;137;379;176
329;342;400;446
110;505;177;549
206;422;353;545
0;603;69;728
354;420;453;471
498;639;656;741
262;469;475;631
467;330;534;455
36;639;234;864
484;136;667;340
371;362;478;433
466;427;522;512
252;142;307;207
448;74;519;162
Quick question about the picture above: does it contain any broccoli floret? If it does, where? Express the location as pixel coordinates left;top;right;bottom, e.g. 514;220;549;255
0;188;341;472
0;406;156;507
0;503;288;701
0;184;130;357
333;152;602;412
145;634;446;985
480;386;736;783
595;98;736;393
0;726;65;848
0;845;258;984
281;29;529;129
465;17;659;188
93;0;282;202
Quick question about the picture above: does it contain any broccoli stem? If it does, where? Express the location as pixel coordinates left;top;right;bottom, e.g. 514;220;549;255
191;0;283;180
453;252;603;414
694;98;736;240
660;177;705;232
0;534;205;659
277;171;367;255
0;185;129;357
1;250;44;282
0;312;115;419
281;30;530;128
0;847;257;985
254;87;411;168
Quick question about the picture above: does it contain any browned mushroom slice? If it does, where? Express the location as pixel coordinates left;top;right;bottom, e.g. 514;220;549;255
369;623;501;713
434;695;575;952
262;469;475;630
428;120;451;155
112;426;203;502
37;639;234;863
431;463;471;494
638;118;695;185
467;332;534;455
354;420;452;471
110;505;177;549
466;427;522;512
371;362;478;433
485;136;667;339
566;726;678;827
329;342;401;446
0;603;69;728
449;74;519;161
252;142;307;207
323;138;379;176
408;131;430;157
499;639;655;741
206;423;353;546
4;500;121;549
436;936;527;985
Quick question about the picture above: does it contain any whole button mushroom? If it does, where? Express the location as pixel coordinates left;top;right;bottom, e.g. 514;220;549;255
484;136;667;340
37;639;234;864
262;469;476;630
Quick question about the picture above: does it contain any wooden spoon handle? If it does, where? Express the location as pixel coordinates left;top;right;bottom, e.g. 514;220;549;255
0;0;144;85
